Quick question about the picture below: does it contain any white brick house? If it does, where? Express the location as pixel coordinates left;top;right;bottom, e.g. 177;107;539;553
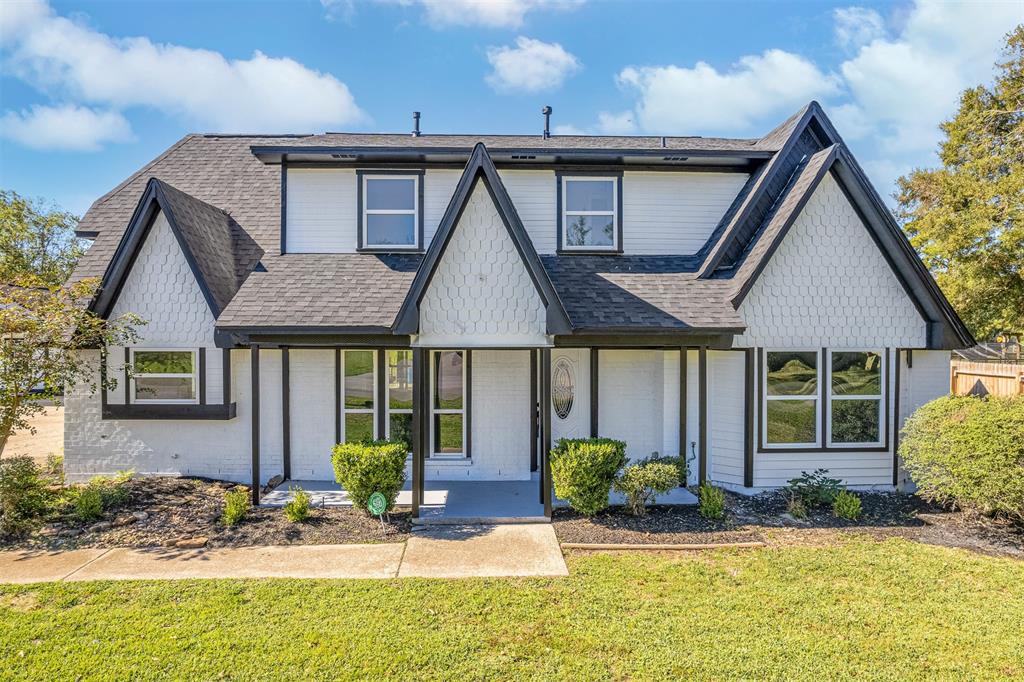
65;102;972;518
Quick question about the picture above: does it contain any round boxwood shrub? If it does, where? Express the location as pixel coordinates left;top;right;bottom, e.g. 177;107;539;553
613;461;679;516
549;437;627;516
331;440;408;514
900;395;1024;523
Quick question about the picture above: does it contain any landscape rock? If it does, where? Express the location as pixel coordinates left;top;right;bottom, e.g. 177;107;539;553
174;537;208;549
88;521;113;533
58;528;83;538
267;474;284;489
112;515;137;528
132;511;149;522
39;524;62;537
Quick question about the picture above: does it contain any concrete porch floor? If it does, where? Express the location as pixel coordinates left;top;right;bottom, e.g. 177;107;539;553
261;473;697;521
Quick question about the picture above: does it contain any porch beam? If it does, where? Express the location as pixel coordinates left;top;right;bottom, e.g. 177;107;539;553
698;346;708;485
541;347;553;516
590;348;599;437
282;347;290;481
250;344;261;506
411;347;426;517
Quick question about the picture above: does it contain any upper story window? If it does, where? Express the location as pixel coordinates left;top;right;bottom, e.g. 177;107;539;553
359;172;423;251
559;175;621;253
132;349;197;404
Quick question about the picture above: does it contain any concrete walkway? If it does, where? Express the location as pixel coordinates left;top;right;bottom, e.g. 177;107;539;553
0;525;568;584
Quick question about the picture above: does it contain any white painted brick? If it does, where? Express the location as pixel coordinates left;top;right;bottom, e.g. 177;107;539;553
418;183;547;347
598;350;664;462
459;350;532;481
736;173;927;348
289;349;337;480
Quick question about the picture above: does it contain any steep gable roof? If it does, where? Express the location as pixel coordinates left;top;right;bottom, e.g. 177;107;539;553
393;143;571;335
725;144;974;349
91;178;263;319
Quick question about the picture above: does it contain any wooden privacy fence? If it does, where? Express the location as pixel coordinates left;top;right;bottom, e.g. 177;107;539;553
951;360;1024;398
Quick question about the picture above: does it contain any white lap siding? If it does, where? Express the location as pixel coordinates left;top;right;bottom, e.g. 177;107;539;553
288;350;337;480
707;351;746;487
598;350;665;463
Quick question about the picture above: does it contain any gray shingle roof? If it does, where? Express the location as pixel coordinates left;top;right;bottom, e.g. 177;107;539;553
541;256;744;331
216;254;421;330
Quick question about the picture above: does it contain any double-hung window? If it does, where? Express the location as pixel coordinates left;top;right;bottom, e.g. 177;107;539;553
560;176;619;251
360;174;420;250
386;350;414;452
342;350;376;443
828;350;884;446
132;349;197;403
431;350;465;457
762;349;886;449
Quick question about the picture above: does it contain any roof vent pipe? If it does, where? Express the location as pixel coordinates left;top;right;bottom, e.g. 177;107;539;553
661;136;666;148
412;111;421;137
542;106;552;139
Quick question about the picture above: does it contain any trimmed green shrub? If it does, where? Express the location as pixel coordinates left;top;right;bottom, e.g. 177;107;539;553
284;487;312;523
331;440;407;513
698;484;726;520
0;456;50;537
833;490;862;521
614;461;679;516
550;438;627;516
900;395;1024;523
221;488;250;527
74;487;104;522
785;469;842;508
646;453;687;486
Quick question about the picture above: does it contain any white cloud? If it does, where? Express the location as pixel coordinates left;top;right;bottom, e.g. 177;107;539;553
552;123;585;135
1;0;366;150
617;49;841;134
595;110;636;134
485;36;580;93
0;104;132;151
833;7;886;51
410;0;584;28
320;0;356;23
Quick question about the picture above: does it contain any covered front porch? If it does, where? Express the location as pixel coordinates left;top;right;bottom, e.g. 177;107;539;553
261;473;698;523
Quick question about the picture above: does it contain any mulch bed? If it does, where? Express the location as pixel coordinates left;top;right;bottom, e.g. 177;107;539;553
2;477;409;551
553;489;1024;559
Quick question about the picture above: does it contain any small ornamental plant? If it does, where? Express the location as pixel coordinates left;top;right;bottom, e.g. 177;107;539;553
614;461;679;516
785;469;842;509
832;490;862;521
331;440;407;514
74;487;104;522
284;487;312;523
221;488;250;527
549;438;627;516
698;484;726;521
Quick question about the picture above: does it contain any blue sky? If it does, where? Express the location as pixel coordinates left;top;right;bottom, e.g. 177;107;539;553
1;0;1021;216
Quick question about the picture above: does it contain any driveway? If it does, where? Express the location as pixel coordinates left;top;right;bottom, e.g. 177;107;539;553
4;405;63;466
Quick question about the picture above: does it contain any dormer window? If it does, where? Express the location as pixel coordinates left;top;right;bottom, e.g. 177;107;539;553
358;171;423;251
557;173;622;253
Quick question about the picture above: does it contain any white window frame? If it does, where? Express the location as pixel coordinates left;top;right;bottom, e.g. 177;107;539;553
561;176;618;251
429;349;466;459
385;349;413;450
825;348;886;448
131;348;198;404
761;348;822;450
361;174;420;250
341;349;378;443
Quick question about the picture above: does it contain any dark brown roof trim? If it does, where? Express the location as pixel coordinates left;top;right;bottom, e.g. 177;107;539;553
393;143;572;335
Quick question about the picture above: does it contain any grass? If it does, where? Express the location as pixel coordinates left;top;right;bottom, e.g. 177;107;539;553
1;539;1022;680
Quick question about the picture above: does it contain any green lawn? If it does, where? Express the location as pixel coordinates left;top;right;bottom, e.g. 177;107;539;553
2;539;1022;681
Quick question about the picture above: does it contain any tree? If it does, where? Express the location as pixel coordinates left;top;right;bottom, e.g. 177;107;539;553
896;26;1024;340
0;279;144;456
0;190;85;287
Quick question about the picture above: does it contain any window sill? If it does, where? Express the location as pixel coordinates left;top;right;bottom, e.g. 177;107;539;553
757;445;889;454
426;457;472;466
357;247;423;254
103;403;237;421
556;249;623;256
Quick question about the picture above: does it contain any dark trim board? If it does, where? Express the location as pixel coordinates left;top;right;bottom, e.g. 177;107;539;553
589;348;599;437
282;347;291;481
355;169;426;254
540;347;553;516
250;345;260;505
555;333;736;349
102;403;237;420
555;170;625;255
465;349;473;459
376;350;387;439
123;347;131;405
530;349;538;472
334;348;342;444
679;348;687;478
198;348;207;405
892;349;903;487
222;348;231;405
280;157;287;254
282;160;758;174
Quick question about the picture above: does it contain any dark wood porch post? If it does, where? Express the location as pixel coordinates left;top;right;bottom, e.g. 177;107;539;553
411;347;425;517
540;347;552;516
250;344;261;506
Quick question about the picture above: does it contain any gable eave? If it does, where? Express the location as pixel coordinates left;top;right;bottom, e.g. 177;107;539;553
392;143;572;335
91;178;223;320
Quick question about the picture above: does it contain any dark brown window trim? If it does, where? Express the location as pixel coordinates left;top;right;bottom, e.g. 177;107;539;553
101;403;238;420
555;170;625;255
356;169;426;253
756;347;893;455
